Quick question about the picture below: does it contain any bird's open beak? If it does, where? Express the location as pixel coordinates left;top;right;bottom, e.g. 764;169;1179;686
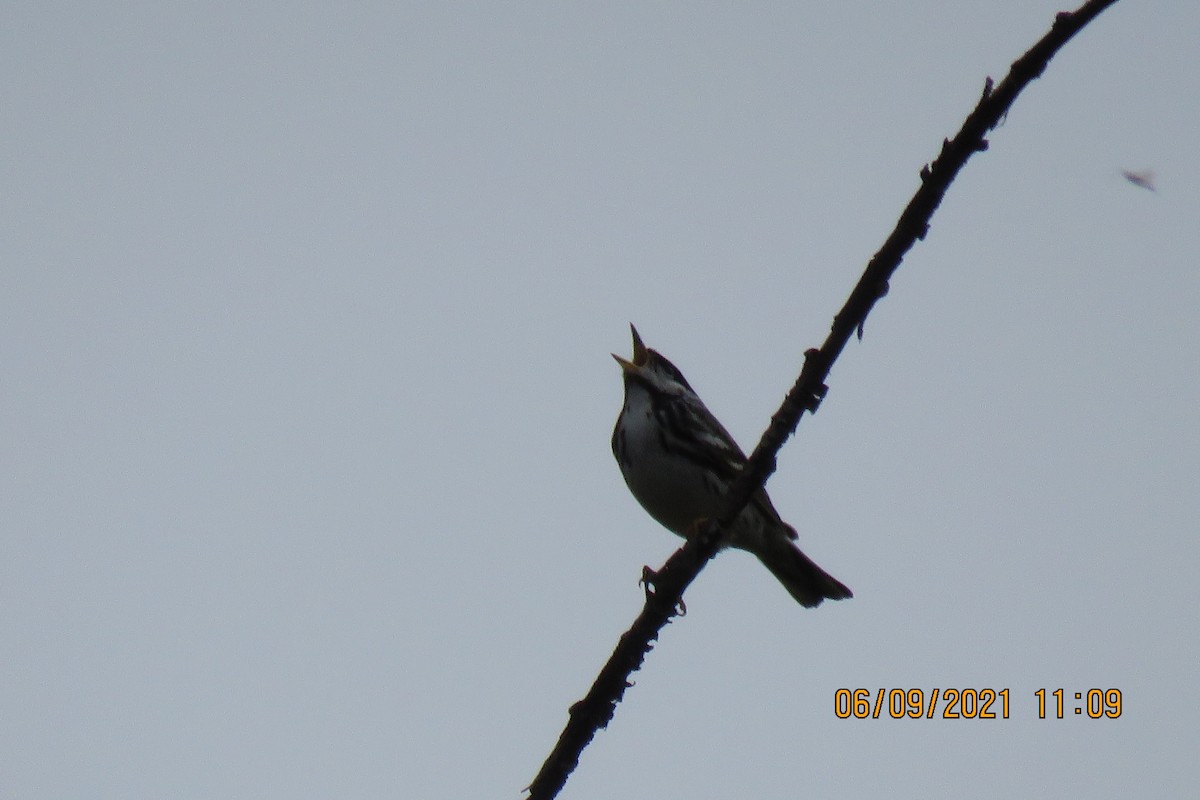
629;324;648;366
611;352;638;373
613;323;650;373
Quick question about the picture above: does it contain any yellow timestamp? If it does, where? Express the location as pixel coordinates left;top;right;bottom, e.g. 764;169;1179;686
833;688;1124;720
833;688;1010;719
1035;688;1122;719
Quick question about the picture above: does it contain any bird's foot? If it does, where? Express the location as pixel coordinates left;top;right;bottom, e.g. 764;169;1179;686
639;565;686;616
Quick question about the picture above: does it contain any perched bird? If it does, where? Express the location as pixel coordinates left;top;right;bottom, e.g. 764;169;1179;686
611;325;852;608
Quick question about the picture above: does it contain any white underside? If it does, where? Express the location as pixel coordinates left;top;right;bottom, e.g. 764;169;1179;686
617;383;767;549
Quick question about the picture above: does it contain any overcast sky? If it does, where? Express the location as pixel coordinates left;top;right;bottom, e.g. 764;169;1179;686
3;2;1197;798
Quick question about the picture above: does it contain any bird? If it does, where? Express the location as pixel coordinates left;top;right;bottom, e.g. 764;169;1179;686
611;324;852;608
1120;168;1156;192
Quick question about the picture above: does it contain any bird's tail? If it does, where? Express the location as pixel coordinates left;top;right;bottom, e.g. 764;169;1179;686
754;537;853;608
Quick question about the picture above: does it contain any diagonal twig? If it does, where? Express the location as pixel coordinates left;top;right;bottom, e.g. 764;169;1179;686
525;2;1120;797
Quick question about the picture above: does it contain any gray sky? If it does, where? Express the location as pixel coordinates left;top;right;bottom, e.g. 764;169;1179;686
3;2;1197;798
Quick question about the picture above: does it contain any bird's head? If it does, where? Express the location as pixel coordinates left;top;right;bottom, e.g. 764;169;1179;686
612;324;695;396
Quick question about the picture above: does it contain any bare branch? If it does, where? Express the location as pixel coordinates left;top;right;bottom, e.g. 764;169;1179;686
525;1;1120;797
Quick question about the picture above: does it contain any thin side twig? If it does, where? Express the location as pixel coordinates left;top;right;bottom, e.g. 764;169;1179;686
525;2;1119;797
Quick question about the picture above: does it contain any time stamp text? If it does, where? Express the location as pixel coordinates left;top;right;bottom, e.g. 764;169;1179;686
833;688;1123;720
